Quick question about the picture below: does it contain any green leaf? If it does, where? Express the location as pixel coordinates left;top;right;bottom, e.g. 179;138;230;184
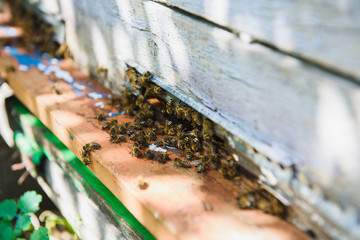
16;238;27;240
15;214;32;232
0;220;15;240
18;191;42;213
30;227;49;240
0;199;17;220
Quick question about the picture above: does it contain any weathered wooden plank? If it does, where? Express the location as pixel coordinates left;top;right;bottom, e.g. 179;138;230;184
59;0;360;208
0;51;307;239
154;0;360;81
10;99;146;240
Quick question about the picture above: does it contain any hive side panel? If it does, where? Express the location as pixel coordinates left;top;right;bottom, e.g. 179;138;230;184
154;0;360;80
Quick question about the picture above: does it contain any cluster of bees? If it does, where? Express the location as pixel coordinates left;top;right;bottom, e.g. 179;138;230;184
81;142;101;165
6;0;286;219
7;0;68;57
237;190;285;217
94;67;286;217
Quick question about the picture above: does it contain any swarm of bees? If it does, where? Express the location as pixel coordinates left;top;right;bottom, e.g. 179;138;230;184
96;67;286;217
237;190;285;217
7;0;286;218
7;0;69;57
81;142;101;165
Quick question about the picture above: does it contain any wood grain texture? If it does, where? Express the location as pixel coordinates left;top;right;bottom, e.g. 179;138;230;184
0;53;307;239
11;103;144;240
58;0;360;210
154;0;360;81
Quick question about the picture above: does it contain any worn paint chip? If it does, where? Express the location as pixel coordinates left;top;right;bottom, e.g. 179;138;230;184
149;144;167;152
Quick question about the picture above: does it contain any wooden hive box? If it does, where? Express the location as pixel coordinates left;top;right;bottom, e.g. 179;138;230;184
1;0;360;239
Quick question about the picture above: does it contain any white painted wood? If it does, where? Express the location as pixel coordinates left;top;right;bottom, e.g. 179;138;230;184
56;0;360;237
154;0;360;81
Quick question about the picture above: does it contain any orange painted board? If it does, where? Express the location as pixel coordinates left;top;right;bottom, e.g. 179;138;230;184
0;50;307;240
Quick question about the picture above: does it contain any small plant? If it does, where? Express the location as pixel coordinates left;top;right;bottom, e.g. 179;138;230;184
0;190;49;240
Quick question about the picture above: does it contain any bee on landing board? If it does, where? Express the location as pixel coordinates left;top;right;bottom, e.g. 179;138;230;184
174;158;191;168
131;146;142;158
50;85;61;95
145;149;155;160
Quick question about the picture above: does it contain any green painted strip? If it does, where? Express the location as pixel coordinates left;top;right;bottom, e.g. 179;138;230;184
10;98;156;240
14;131;43;165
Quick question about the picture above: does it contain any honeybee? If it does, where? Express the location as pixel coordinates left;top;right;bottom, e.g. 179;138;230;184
81;142;100;165
166;99;173;115
154;138;165;146
137;135;149;148
270;200;286;217
110;134;127;143
182;107;192;122
128;132;138;141
166;127;176;136
176;130;185;139
143;71;152;79
176;124;185;138
81;149;90;158
176;124;184;132
127;123;142;131
145;149;155;159
177;140;186;150
136;176;148;189
96;67;108;79
157;153;170;164
136;111;146;122
118;123;127;134
203;119;214;141
5;65;16;72
164;120;176;135
143;118;154;127
50;85;61;95
126;67;139;84
131;146;142;157
184;148;193;161
193;155;209;173
146;130;157;141
165;120;173;127
138;101;152;111
189;129;201;138
95;113;106;122
211;137;225;149
153;86;162;95
135;95;145;106
83;156;91;165
191;111;202;126
195;162;205;173
124;104;135;116
164;137;178;147
191;137;202;152
138;71;152;87
174;104;184;119
232;176;242;186
237;191;257;209
102;121;112;130
130;78;142;90
183;136;191;148
174;158;191;168
154;125;166;135
144;84;162;98
144;85;153;98
83;142;101;151
109;125;118;136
